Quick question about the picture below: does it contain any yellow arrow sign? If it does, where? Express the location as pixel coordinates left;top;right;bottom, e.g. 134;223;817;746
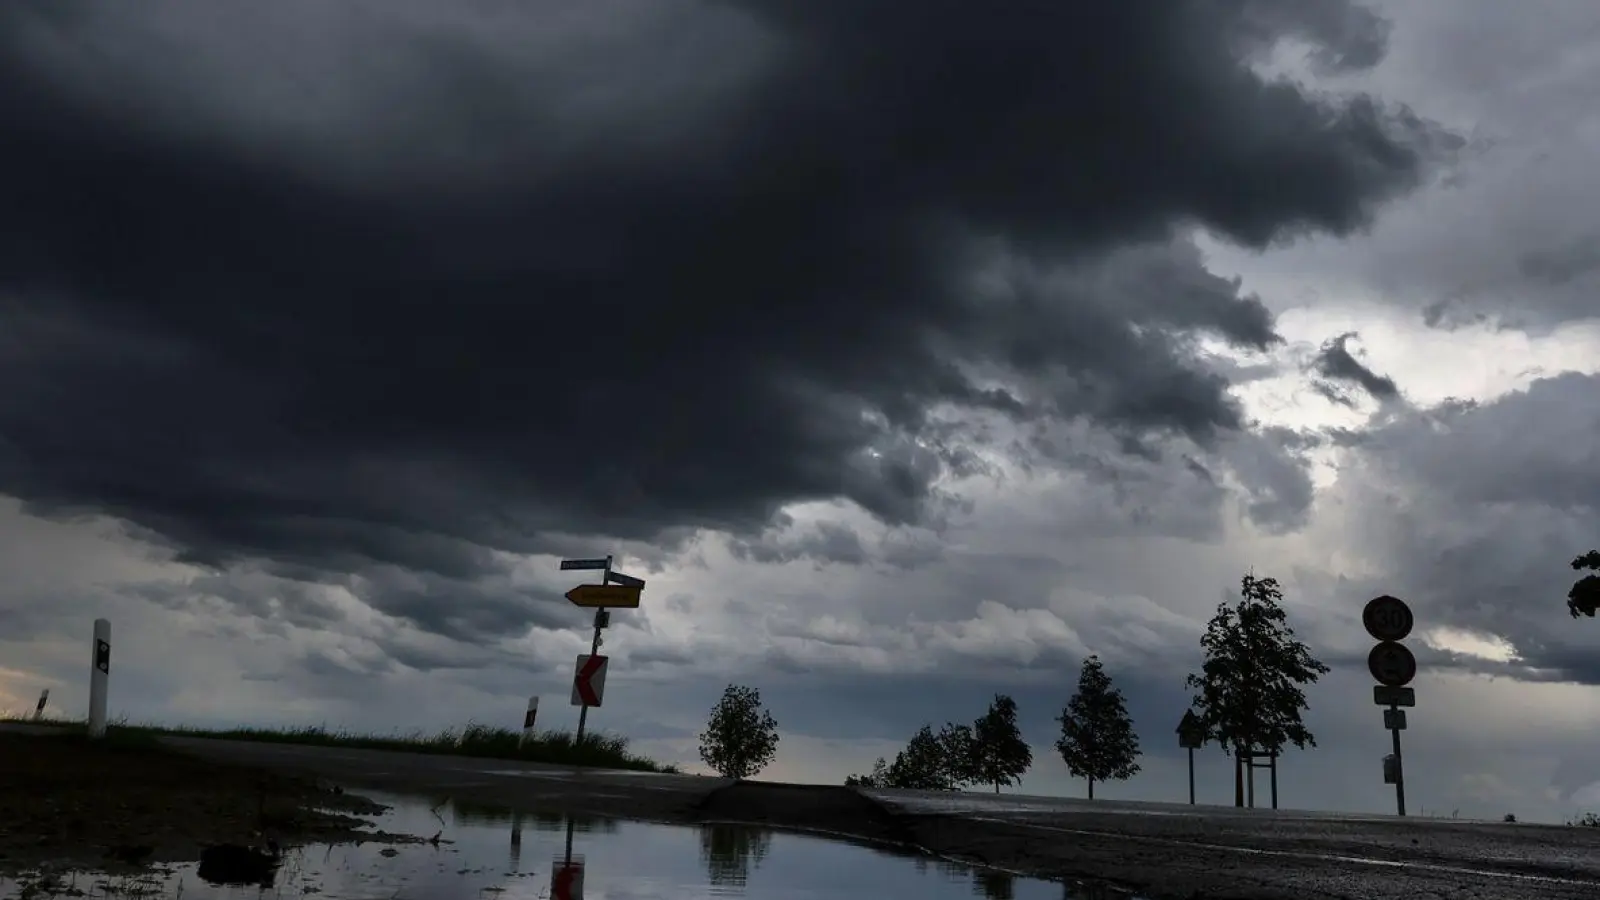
565;584;642;609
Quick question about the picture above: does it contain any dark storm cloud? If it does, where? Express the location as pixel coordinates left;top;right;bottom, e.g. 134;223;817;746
1310;332;1401;407
0;1;1439;628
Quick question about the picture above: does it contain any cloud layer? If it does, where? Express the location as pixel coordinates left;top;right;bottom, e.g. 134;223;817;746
6;0;1600;825
0;0;1438;592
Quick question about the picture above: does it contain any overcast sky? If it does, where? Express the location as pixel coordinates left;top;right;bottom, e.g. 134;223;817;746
3;0;1599;824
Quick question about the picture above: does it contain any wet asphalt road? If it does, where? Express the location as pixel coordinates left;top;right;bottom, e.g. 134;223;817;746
866;788;1600;899
12;726;1600;899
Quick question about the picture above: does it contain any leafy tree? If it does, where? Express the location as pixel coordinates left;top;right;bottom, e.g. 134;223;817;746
844;757;889;789
888;724;962;790
1055;655;1142;799
968;694;1032;793
845;723;973;790
698;684;779;779
1567;551;1600;618
1185;573;1329;807
936;722;980;787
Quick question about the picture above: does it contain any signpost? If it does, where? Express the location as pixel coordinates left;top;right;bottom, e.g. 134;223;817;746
1363;595;1417;817
1176;710;1205;805
560;556;645;744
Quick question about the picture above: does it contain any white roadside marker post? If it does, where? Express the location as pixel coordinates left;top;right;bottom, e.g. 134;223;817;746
519;695;539;747
89;618;111;739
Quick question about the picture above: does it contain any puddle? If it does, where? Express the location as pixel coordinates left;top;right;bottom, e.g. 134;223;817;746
1;791;1141;899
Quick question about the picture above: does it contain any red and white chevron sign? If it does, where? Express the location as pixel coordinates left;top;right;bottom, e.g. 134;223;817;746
552;862;584;900
571;654;608;707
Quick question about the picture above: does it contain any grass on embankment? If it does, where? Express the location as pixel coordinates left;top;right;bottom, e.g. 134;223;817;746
3;715;679;773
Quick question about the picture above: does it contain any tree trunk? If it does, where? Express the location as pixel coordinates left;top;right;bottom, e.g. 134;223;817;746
1088;778;1095;800
993;781;1000;794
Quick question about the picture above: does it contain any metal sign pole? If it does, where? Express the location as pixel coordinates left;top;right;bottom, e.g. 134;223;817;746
574;556;612;746
1246;749;1255;809
1187;746;1195;805
1270;752;1278;810
1390;702;1406;816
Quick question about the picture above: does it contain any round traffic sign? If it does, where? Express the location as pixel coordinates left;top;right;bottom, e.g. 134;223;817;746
1368;641;1417;687
1362;595;1414;642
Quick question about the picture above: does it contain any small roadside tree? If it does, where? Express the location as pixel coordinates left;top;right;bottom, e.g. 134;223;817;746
846;723;974;790
699;684;779;779
936;722;980;787
1567;551;1600;618
844;757;889;789
1185;573;1329;807
1055;655;1141;799
967;694;1032;793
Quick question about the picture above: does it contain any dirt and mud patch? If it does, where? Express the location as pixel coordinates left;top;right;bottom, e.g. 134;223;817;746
0;730;418;878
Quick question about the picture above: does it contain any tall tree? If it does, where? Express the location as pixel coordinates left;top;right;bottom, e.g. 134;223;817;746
968;694;1033;793
1055;655;1142;799
698;684;780;779
1567;551;1600;618
1185;573;1329;807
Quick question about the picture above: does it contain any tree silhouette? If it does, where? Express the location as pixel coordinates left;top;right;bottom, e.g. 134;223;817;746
845;722;975;790
699;825;771;887
698;684;779;779
968;694;1032;794
1185;573;1329;807
1056;655;1142;799
1567;551;1600;618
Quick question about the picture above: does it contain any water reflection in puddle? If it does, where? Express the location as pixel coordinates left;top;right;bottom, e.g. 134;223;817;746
1;791;1139;899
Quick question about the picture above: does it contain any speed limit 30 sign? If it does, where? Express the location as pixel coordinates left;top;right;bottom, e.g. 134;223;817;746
1363;595;1413;642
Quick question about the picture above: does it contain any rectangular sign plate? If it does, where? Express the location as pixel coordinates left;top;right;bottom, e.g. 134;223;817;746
572;654;609;707
607;570;645;588
566;584;642;609
1373;685;1415;707
560;558;610;571
1383;708;1407;730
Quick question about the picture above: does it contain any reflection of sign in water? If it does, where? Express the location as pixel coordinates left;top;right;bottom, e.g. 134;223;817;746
551;862;584;900
699;825;771;887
